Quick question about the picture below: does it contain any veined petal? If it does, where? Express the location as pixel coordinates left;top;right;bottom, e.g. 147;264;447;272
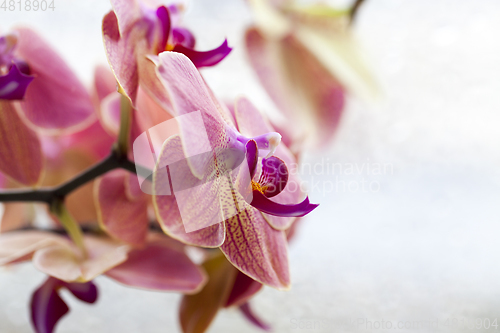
171;39;232;68
250;191;318;217
0;101;43;186
179;252;237;333
220;207;290;290
95;170;149;246
234;97;306;230
14;28;94;132
225;271;263;307
153;135;226;247
32;236;130;282
239;302;272;331
137;53;173;113
102;11;140;103
105;234;207;293
0;63;34;100
156;52;242;178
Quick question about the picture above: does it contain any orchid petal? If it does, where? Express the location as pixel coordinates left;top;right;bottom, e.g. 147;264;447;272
0;63;34;100
225;271;263;307
33;236;130;282
171;39;232;68
220;208;290;289
109;0;143;35
153;135;226;247
234;97;306;230
0;34;18;66
135;84;173;131
99;91;122;136
179;253;237;333
105;235;207;293
30;277;98;333
258;156;288;198
156;52;242;178
0;231;67;266
172;27;195;49
0;100;43;186
95;170;149;246
239;302;272;331
14;28;94;131
64;280;98;303
93;65;117;103
30;277;69;333
250;191;318;217
245;28;345;146
137;54;173;113
102;11;140;103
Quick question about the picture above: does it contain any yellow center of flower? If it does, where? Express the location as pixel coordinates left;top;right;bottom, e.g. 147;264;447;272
252;180;268;194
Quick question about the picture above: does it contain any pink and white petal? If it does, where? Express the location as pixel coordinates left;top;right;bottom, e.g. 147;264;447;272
0;231;68;266
102;11;141;104
33;236;130;282
135;83;173;132
99;91;122;137
93;64;117;103
14;27;94;132
156;52;238;178
105;235;207;293
234;97;303;230
153;136;226;248
109;0;142;35
0;101;43;186
220;207;290;290
63;119;115;160
95;170;149;246
137;54;174;114
245;28;345;147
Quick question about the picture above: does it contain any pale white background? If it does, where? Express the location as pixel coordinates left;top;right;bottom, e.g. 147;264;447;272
1;0;500;332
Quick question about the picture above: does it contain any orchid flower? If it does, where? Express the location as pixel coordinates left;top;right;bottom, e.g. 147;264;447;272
245;0;378;150
0;28;95;187
102;0;232;110
31;276;98;333
150;52;318;289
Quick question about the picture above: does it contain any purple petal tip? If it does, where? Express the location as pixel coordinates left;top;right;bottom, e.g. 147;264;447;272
250;191;318;217
172;39;232;68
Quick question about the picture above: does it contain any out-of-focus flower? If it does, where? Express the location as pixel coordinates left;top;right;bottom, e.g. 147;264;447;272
245;0;378;150
30;277;98;333
102;0;232;110
0;231;207;292
150;52;318;289
0;28;95;187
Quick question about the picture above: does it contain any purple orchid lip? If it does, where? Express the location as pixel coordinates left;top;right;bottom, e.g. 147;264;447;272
31;277;97;333
172;27;196;49
0;63;34;100
155;6;171;53
258;156;288;198
172;39;232;68
250;190;318;217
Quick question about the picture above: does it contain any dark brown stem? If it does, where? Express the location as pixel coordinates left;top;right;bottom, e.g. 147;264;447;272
0;148;150;206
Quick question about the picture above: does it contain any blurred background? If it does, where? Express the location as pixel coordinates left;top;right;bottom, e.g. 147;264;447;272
1;0;500;332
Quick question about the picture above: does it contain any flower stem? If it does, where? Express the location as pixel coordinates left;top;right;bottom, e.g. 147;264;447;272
50;199;87;257
116;94;132;158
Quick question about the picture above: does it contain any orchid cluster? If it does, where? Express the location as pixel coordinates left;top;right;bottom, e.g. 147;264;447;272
0;0;373;332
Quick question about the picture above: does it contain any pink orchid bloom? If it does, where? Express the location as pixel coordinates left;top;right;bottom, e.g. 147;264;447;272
0;230;207;291
150;52;318;290
245;0;378;150
0;27;95;187
102;0;232;110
